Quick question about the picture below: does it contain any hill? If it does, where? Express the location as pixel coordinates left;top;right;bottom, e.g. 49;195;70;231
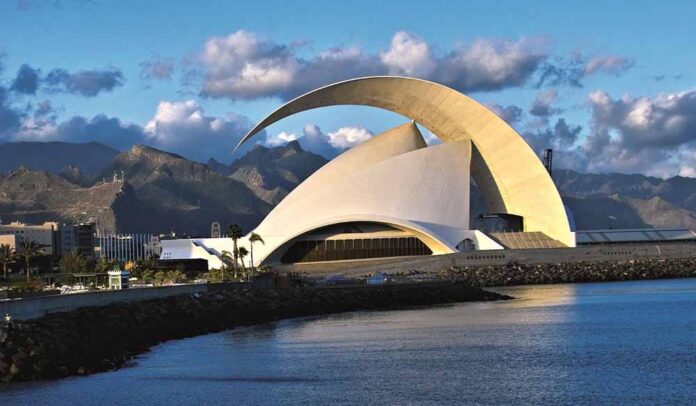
98;145;272;234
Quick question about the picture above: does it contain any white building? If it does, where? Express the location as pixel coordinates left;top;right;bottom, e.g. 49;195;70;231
160;76;574;270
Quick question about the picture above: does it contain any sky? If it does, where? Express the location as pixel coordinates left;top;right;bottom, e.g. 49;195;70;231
0;0;694;176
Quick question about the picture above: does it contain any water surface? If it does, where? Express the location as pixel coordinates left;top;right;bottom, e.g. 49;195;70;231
3;279;696;405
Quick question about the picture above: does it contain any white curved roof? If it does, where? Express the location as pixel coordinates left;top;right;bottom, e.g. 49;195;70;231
237;76;573;247
247;122;480;264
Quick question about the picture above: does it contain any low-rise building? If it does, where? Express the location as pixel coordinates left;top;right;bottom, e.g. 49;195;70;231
108;266;130;290
0;221;59;255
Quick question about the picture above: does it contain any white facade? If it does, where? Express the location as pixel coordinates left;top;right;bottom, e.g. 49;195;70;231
159;122;503;270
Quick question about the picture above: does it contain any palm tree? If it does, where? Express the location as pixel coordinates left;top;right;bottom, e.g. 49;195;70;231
219;250;234;281
237;247;249;280
248;232;264;272
227;223;243;275
59;249;88;274
17;240;43;285
0;244;15;282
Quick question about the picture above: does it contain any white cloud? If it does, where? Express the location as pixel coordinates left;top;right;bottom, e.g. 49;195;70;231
380;31;435;77
265;131;297;147
326;126;373;149
198;30;551;100
582;89;696;175
143;100;256;161
200;30;300;99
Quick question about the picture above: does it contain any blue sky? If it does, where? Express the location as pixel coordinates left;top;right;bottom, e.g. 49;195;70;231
0;0;694;176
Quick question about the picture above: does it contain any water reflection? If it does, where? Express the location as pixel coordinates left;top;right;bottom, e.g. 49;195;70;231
3;279;696;405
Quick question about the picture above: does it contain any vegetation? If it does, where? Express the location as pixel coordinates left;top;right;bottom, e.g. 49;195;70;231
95;258;115;274
59;249;88;274
0;243;15;282
220;250;234;281
204;268;225;283
238;247;249;279
17;240;43;284
249;232;264;271
227;223;243;275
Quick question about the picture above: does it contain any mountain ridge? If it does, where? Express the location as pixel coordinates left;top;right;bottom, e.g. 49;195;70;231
2;141;696;234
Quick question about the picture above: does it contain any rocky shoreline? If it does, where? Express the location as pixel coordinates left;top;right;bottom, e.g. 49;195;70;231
0;282;507;382
441;258;696;287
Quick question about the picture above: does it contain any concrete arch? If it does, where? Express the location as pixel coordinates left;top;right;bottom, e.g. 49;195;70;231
260;215;456;265
237;76;572;247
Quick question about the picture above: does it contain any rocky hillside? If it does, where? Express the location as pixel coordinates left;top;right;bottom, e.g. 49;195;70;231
98;145;272;234
225;141;327;205
3;140;696;233
554;169;696;230
0;167;140;231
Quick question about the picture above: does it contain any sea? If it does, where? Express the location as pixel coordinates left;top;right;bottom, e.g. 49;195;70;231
3;278;696;405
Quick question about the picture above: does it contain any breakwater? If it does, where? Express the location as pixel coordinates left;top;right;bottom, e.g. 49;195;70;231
0;282;507;382
442;258;696;286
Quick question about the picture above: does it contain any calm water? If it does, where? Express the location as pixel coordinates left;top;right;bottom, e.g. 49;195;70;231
3;278;696;405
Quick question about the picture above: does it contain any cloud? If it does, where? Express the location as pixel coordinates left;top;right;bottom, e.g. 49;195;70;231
434;37;548;92
524;118;582;152
5;93;262;162
140;57;175;81
326;126;373;149
296;124;338;158
584;55;634;76
0;87;23;137
265;131;297;147
487;103;523;124
581;89;696;176
380;31;435;77
200;30;300;100
198;30;550;100
11;64;40;95
537;53;634;88
45;68;124;97
143;99;258;161
263;123;375;158
529;89;560;118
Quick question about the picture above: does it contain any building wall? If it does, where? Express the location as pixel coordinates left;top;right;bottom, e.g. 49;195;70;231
0;221;59;255
0;234;17;249
274;241;696;277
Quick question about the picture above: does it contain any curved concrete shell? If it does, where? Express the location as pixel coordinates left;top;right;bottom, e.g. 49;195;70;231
237;76;573;247
247;122;501;265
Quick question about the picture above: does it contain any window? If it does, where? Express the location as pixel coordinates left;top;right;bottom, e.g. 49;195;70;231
281;237;432;263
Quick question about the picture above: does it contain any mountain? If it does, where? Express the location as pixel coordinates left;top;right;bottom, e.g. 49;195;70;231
0;141;119;177
0;166;146;231
555;169;696;230
226;141;327;205
98;144;273;235
3;140;696;234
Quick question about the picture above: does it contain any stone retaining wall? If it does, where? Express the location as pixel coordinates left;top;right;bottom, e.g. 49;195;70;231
0;284;208;320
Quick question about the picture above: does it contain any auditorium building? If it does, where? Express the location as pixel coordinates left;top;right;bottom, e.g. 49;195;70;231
160;76;575;269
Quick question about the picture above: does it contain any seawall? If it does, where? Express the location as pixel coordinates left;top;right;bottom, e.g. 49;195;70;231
442;258;696;287
0;282;507;382
0;284;209;321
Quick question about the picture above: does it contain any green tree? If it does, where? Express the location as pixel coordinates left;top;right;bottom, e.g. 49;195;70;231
249;232;264;272
220;250;234;281
95;258;114;274
227;223;243;276
238;246;249;280
59;249;88;274
0;244;15;282
17;240;43;285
